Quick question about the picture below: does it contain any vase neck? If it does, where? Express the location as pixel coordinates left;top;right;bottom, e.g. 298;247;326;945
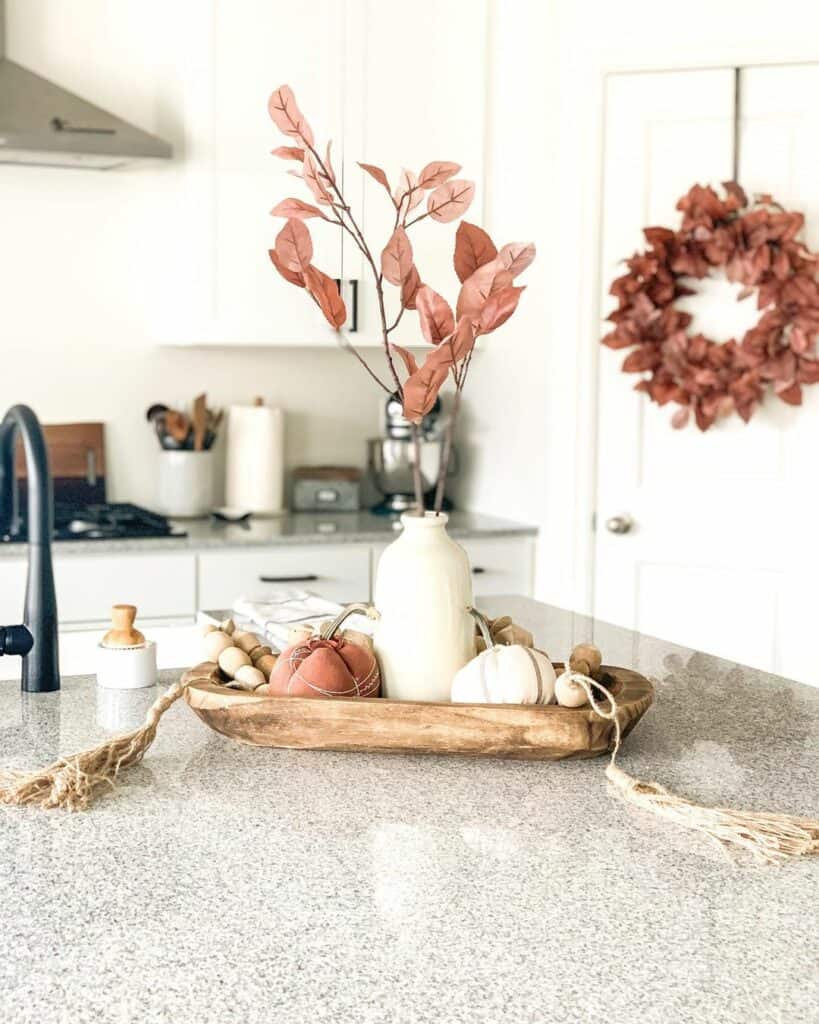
400;511;449;534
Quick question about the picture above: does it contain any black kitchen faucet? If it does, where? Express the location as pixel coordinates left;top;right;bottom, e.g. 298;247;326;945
0;405;60;692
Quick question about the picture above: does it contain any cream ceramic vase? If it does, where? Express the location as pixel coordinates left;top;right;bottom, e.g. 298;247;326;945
373;512;476;702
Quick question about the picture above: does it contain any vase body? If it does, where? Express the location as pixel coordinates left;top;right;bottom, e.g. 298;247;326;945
373;512;475;701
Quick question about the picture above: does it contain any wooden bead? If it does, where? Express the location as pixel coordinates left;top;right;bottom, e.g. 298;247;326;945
250;644;273;664
233;665;267;690
569;643;602;678
200;622;217;637
233;630;264;655
203;630;233;662
555;673;589;708
218;647;252;678
255;653;278;678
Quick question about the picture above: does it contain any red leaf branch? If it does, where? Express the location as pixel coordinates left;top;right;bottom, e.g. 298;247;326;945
266;83;535;512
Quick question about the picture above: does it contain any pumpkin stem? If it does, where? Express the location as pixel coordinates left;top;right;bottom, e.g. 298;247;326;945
467;606;495;650
320;603;379;641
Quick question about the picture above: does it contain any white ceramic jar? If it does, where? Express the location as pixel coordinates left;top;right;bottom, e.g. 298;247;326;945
374;512;475;702
157;450;214;518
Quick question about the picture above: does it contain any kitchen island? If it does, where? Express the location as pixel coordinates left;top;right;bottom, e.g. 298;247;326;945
1;596;817;1024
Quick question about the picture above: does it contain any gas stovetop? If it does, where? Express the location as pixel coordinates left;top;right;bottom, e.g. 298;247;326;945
3;502;186;543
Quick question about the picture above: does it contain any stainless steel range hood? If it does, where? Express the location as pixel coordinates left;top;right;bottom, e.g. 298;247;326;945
0;0;172;169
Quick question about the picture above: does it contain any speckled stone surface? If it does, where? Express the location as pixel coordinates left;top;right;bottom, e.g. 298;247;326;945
0;510;535;557
1;596;817;1024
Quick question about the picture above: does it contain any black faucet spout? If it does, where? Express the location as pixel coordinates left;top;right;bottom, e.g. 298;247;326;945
0;405;60;692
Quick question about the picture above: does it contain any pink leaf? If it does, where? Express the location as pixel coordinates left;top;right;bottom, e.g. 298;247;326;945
304;266;346;329
271;145;305;161
403;362;448;423
454;222;498;283
275;218;313;274
390;343;419;376
268;85;314;146
401;265;423;310
268;249;305;288
489;269;514;296
496;242;536;278
426;317;475;370
416;285;455;345
426;179;475;223
270;198;327;221
477;285;525;335
417;161;461;189
394;168;423;213
671;406;690;429
303;152;333;205
380;227;414;286
456;259;503;320
358;162;392;197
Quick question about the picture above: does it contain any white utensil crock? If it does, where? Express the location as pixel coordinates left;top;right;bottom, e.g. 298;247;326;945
157;450;214;518
373;511;475;701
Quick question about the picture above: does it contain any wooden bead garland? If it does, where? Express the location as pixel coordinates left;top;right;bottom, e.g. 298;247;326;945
200;618;278;690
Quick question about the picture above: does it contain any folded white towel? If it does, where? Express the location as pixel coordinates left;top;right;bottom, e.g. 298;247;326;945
232;589;376;651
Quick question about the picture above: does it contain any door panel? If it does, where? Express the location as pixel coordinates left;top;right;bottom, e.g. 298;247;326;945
595;65;819;685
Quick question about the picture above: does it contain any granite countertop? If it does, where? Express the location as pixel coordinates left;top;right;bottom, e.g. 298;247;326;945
0;510;536;557
1;596;817;1024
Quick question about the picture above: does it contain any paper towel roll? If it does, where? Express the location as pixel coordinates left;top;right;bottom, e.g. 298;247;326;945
225;403;284;514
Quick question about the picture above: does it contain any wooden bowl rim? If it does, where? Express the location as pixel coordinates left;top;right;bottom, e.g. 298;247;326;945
181;661;654;718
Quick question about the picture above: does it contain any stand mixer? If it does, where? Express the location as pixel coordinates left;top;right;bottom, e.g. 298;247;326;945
367;393;457;513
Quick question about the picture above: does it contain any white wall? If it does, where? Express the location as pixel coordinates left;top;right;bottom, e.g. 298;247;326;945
1;0;382;505
463;0;819;611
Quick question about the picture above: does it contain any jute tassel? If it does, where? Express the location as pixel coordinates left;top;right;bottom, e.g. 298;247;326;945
0;679;188;812
561;670;819;865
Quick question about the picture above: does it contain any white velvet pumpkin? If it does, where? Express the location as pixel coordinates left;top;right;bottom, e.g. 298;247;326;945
451;643;557;705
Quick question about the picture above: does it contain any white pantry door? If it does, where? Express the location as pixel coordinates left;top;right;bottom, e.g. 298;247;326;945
594;66;819;686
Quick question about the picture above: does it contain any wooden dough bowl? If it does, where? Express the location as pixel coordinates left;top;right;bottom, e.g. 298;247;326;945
182;662;654;761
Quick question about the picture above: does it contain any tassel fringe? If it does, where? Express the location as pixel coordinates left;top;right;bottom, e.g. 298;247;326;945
561;670;819;865
0;679;186;812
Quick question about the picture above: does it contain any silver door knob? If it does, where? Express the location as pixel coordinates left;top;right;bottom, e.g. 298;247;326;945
605;515;633;535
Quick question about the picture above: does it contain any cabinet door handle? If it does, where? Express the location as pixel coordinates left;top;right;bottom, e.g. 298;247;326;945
334;278;359;332
471;567;486;575
259;574;319;583
350;279;358;332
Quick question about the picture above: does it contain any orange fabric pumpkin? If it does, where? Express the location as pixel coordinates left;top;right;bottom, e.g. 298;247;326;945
268;604;381;699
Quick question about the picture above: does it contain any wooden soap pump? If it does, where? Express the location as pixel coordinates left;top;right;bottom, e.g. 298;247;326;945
101;605;146;649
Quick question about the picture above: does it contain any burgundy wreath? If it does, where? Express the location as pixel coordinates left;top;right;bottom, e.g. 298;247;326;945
602;182;819;430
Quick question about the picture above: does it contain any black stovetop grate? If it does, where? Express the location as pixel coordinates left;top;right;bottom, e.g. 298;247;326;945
4;502;185;542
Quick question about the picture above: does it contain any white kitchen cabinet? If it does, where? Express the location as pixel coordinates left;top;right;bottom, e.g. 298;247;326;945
0;552;196;627
159;0;489;350
198;545;372;609
341;0;489;350
370;536;534;602
0;532;531;636
157;0;349;347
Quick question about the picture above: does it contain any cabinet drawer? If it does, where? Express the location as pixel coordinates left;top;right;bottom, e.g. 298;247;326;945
370;536;535;599
197;545;371;609
0;552;196;625
456;537;535;598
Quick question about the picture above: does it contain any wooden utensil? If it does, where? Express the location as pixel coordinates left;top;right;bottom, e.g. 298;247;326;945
164;409;191;445
192;393;207;452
